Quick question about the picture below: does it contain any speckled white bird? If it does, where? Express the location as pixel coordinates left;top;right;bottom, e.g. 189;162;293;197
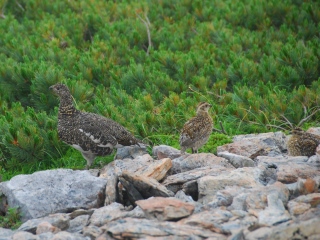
50;83;143;169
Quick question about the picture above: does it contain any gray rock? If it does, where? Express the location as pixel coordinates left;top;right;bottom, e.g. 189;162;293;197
136;197;195;221
257;155;320;183
218;131;287;158
171;153;233;174
12;231;38;240
103;217;227;239
121;171;174;199
217;152;255;168
114;145;148;160
152;145;181;160
100;164;118;205
246;217;320;240
0;227;15;239
288;193;320;216
163;165;230;194
67;215;89;233
18;213;70;234
0;169;107;222
82;225;102;239
36;221;60;235
50;231;88;240
88;202;144;227
197;167;267;204
258;192;291;226
179;209;233;234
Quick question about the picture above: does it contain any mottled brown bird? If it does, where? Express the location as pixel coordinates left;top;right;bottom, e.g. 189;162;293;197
50;83;143;169
180;102;213;154
287;128;320;157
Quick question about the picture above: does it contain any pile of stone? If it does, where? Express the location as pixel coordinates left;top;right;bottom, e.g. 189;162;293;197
0;130;319;240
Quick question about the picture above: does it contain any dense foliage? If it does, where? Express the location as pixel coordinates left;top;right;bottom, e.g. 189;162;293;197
0;0;319;180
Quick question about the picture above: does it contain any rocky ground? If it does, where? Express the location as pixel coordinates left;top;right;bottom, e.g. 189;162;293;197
0;129;320;240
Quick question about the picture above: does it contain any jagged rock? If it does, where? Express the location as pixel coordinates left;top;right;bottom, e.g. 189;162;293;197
118;175;144;205
217;131;287;159
88;203;144;227
163;165;230;194
67;215;89;233
153;145;182;160
287;193;320;216
229;181;289;212
18;213;70;234
114;145;148;160
286;178;318;200
174;190;204;213
179;209;233;234
49;231;88;239
217;151;255;168
36;222;60;235
11;231;38;240
245;217;320;240
82;225;103;239
0;169;107;222
171;153;233;174
0;227;14;239
258;192;291;226
120;171;174;199
197;166;276;204
136;197;195;221
135;157;172;181
257;155;320;183
101;164;118;206
100;217;227;239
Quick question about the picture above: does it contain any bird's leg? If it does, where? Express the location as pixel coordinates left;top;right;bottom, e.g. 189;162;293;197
81;152;96;169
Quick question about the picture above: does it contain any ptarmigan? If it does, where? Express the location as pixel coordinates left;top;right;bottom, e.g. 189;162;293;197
50;83;143;169
287;127;320;157
179;102;213;154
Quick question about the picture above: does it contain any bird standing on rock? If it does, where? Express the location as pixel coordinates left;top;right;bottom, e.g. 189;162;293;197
179;102;213;154
50;83;143;169
287;127;320;157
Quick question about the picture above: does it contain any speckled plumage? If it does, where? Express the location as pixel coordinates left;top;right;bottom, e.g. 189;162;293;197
287;128;320;157
50;83;142;168
179;102;213;154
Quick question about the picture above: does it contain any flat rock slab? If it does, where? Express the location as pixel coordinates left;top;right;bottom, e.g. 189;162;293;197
163;166;230;193
136;197;195;221
135;157;172;181
217;131;287;159
217;151;255;168
257;156;320;183
88;203;145;227
179;209;233;234
198;167;269;204
171;153;233;174
288;193;320;216
153;145;181;160
101;217;227;239
0;169;107;222
246;217;320;240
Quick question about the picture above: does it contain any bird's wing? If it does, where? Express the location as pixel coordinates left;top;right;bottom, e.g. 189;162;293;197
74;112;118;149
179;117;212;146
77;112;140;147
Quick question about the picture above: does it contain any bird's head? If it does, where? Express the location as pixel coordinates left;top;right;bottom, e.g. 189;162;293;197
196;102;212;114
49;83;71;98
